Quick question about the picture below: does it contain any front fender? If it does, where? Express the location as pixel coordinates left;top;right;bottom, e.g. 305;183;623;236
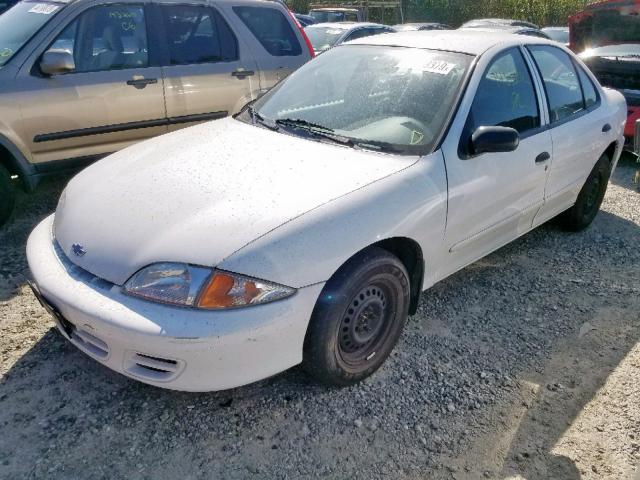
219;151;449;289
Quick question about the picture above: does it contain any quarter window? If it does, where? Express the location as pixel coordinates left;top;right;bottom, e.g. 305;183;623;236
161;5;238;65
467;48;540;135
233;6;301;57
528;45;584;123
49;4;149;73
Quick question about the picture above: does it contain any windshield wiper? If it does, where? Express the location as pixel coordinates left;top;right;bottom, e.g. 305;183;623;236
275;118;410;153
248;106;279;131
275;118;354;146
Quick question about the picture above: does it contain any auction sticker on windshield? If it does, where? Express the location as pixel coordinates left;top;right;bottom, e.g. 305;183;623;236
28;4;59;14
423;60;456;75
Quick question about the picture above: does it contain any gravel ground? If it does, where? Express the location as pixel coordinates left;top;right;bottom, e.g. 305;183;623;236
1;155;639;480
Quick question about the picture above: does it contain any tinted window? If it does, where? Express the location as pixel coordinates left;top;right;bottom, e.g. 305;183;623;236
576;63;598;108
346;28;374;41
161;5;238;65
49;4;148;73
528;45;584;123
233;6;301;56
468;48;540;134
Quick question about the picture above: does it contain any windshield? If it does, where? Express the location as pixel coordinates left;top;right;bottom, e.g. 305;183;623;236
543;28;569;44
0;1;63;67
304;25;346;51
581;43;640;60
309;10;357;23
249;45;472;155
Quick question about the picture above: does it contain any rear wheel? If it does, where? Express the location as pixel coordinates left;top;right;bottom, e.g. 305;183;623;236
0;165;15;227
558;155;610;232
303;247;410;386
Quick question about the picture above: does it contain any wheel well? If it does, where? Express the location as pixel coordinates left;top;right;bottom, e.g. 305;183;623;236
0;143;19;177
603;141;617;164
372;237;424;316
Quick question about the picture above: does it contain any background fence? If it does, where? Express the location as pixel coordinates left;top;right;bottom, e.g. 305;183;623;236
288;0;596;26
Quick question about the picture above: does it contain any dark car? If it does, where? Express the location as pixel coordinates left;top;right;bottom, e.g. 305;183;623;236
0;0;17;14
392;22;451;31
461;18;540;29
295;13;316;27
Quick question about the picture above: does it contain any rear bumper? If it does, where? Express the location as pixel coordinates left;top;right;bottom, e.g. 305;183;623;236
27;215;324;392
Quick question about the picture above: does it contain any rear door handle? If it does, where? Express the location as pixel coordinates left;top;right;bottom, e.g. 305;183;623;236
602;123;612;133
231;69;255;79
535;152;551;163
127;77;158;89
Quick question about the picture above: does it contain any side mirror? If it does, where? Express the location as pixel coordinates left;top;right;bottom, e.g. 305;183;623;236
40;49;75;76
471;126;520;155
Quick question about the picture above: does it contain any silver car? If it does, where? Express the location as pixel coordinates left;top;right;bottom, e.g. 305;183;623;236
0;0;313;226
304;22;395;54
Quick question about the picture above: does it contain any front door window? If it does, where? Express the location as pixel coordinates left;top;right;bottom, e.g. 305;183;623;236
50;4;148;73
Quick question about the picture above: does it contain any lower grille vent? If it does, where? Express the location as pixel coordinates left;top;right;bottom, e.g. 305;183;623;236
125;352;182;382
71;329;109;359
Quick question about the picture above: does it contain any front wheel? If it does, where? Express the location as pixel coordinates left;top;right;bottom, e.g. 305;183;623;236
0;165;15;227
558;154;610;232
303;247;410;387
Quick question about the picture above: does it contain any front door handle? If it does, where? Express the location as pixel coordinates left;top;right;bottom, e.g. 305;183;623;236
231;69;255;79
127;77;158;89
535;152;551;163
602;123;612;133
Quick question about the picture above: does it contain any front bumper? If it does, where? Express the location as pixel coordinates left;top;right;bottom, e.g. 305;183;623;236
26;215;324;392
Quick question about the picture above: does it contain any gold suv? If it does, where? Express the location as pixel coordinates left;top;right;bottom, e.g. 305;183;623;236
0;0;313;225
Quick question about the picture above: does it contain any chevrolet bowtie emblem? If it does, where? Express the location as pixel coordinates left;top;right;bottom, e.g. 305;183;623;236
71;243;86;257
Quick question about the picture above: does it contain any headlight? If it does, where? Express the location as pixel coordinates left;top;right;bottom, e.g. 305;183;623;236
123;263;296;309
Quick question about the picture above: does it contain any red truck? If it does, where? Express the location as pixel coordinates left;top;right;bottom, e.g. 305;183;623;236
569;0;640;153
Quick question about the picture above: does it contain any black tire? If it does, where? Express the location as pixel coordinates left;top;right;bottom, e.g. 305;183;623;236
0;165;15;227
303;247;410;387
558;155;610;232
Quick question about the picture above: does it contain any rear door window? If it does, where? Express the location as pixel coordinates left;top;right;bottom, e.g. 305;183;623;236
233;6;301;57
161;5;238;65
528;45;584;123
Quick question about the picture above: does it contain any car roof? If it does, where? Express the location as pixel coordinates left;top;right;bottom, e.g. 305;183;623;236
393;22;448;28
460;25;529;33
462;18;540;29
309;7;359;12
347;29;557;55
307;21;387;30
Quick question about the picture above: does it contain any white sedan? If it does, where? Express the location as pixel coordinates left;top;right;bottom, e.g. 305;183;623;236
27;31;626;392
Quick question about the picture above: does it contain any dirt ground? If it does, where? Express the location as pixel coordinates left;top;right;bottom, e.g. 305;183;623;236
1;155;639;480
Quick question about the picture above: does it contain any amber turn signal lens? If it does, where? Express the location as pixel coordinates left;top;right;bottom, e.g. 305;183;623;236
197;272;237;308
196;271;296;310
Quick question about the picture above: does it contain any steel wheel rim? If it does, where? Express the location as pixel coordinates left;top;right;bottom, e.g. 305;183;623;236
584;174;602;212
337;284;393;366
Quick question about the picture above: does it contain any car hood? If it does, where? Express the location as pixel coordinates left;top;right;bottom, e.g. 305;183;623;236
53;118;415;286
